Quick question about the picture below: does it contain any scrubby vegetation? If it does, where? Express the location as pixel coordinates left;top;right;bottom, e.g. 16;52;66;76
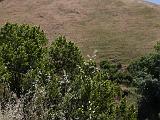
128;42;160;120
0;23;160;120
0;23;137;120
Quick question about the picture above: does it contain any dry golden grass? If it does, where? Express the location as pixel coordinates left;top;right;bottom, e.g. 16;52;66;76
0;0;160;63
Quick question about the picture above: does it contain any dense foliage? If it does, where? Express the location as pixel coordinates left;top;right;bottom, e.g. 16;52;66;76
49;36;84;79
0;23;47;97
0;23;136;120
100;60;132;85
128;43;160;120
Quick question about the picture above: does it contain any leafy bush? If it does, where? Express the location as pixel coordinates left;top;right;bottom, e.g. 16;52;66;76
0;23;47;97
128;42;160;119
128;42;160;82
100;60;132;84
49;36;84;78
0;23;137;120
128;53;160;81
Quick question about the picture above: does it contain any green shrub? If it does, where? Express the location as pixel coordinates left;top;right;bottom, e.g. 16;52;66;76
128;42;160;119
0;23;137;120
100;60;132;84
49;36;84;79
0;23;47;97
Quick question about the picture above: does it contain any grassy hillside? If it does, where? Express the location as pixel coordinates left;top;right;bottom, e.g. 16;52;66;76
0;0;160;63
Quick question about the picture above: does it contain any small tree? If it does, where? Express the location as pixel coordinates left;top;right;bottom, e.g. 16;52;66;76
49;36;84;78
0;23;47;97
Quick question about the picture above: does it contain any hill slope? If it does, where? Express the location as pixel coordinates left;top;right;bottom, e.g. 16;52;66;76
0;0;160;63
